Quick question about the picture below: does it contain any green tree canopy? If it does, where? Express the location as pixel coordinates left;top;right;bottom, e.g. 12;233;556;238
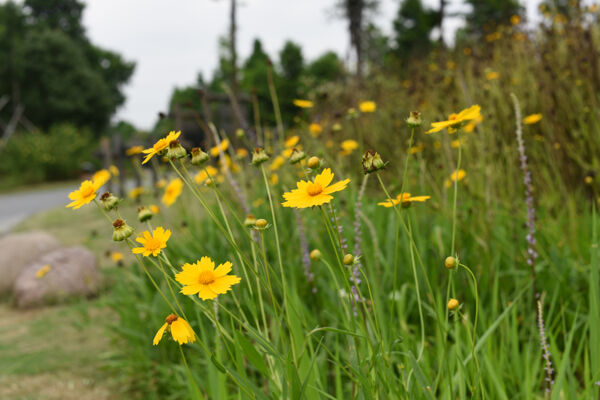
392;0;438;59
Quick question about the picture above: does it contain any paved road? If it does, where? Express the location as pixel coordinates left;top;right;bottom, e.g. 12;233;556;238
0;184;78;234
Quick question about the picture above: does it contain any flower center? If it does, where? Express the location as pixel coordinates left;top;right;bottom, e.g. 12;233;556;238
145;237;162;251
81;185;95;197
306;182;323;196
449;113;459;121
198;270;216;285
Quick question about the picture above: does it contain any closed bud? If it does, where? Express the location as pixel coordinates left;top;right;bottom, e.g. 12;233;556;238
447;298;459;310
310;249;322;261
252;147;270;166
362;150;387;174
444;256;457;269
235;128;245;138
332;122;342;132
167;140;187;160
112;219;134;242
100;192;119;211
343;254;354;265
244;214;257;227
406;111;422;127
307;156;321;169
255;218;268;229
191;147;209;165
137;206;153;222
289;148;306;164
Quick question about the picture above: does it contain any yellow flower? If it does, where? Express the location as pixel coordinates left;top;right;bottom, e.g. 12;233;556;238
149;204;160;214
285;135;300;148
451;138;466;148
252;198;265;207
270;173;279;185
142;131;181;164
378;193;430;208
35;264;51;279
359;101;376;113
126;145;144;156
426;105;481;134
282;168;350;208
293;99;314;108
109;165;120;177
129;187;144;199
210;138;230;157
464;114;483;133
110;251;124;262
194;166;219;184
446;169;467;187
409;143;425;154
175;256;241;300
340;139;359;155
162;178;183;207
486;71;499;80
153;314;195;345
282;148;294;158
309;123;323;137
511;14;521;25
132;227;171;257
66;180;100;209
155;179;167;189
523;113;542;125
269;155;285;171
236;148;249;158
92;169;111;187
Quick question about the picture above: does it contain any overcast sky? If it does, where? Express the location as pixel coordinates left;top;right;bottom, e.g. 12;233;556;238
81;0;543;130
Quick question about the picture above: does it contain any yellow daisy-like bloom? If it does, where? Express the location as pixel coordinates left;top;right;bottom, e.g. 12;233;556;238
175;256;241;300
35;264;51;279
92;169;111;187
523;113;542;125
126;145;144;156
270;173;279;185
236;148;249;158
378;193;430;207
142;131;181;164
149;205;160;214
153;314;195;346
426;105;481;134
110;251;124;262
109;165;120;177
340;139;359;156
129;186;144;199
309;123;323;137
409;143;425;154
486;71;499;80
210;138;230;157
162;178;183;207
450;169;466;183
282;148;294;158
293;99;313;108
270;155;285;171
282;168;350;208
194;166;218;184
285;135;300;148
132;227;171;257
66;180;100;209
359;101;376;113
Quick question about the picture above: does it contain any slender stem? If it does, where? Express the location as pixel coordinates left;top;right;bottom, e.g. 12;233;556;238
179;345;203;399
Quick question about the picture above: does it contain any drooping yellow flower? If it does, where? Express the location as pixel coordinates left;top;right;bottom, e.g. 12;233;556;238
427;105;481;134
293;99;314;108
309;123;323;137
269;155;285;171
378;193;430;208
110;251;124;262
209;138;230;157
92;169;111;187
132;227;171;257
359;101;376;113
153;314;195;346
126;145;144;156
162;178;183;207
340;139;359;156
523;113;542;125
35;264;51;279
282;168;350;208
285;135;300;148
194;166;219;184
175;256;241;300
66;180;100;209
129;187;144;199
149;204;160;214
142;131;181;164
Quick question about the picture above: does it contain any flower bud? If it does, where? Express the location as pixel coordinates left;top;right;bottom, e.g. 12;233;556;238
255;218;268;229
244;214;257;227
343;254;354;265
191;147;209;165
447;298;459;310
310;249;322;261
100;192;119;211
252;147;270;166
332;122;342;132
406;111;422;127
289;148;306;164
362;150;386;174
444;256;457;269
167;140;187;160
137;206;153;222
307;156;321;169
235;128;245;138
112;219;134;242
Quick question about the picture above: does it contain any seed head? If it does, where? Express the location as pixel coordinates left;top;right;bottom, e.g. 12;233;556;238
406;111;422;127
137;206;153;222
289;148;306;164
167;140;187;160
112;219;134;242
100;192;119;211
252;147;269;166
191;147;209;165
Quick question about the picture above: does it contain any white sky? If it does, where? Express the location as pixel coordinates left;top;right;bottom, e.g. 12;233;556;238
81;0;544;130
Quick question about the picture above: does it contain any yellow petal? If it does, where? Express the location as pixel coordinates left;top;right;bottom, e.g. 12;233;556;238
153;323;168;345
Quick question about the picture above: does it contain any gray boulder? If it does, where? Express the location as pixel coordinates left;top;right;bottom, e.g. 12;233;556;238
0;231;61;295
13;246;100;308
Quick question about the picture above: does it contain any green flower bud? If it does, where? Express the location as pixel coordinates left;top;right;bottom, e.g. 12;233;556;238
137;206;153;222
191;147;209;165
252;147;270;166
112;219;134;242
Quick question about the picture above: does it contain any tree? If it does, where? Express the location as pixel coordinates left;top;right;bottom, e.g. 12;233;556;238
24;0;85;40
240;39;274;123
305;51;343;85
392;0;438;58
465;0;523;35
278;41;304;120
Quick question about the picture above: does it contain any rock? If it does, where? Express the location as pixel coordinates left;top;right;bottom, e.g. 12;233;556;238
13;246;100;308
0;231;61;295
